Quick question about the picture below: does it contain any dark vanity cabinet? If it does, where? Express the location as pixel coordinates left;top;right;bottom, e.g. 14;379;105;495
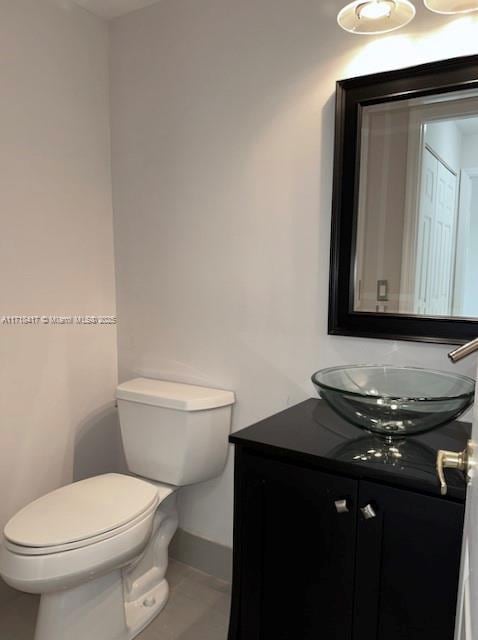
228;400;469;640
233;452;357;640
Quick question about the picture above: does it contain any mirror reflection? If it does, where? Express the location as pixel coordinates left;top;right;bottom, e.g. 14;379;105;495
355;89;478;319
331;436;436;475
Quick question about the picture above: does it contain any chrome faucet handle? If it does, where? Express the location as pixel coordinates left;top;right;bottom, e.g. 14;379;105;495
448;338;478;363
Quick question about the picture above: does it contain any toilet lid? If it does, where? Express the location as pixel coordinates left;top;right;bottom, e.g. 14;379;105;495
4;474;159;548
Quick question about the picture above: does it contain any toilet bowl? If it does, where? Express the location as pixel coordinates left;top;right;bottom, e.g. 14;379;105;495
0;378;235;640
1;474;179;640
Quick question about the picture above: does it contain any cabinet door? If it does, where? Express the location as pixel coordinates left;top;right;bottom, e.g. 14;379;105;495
354;481;464;640
237;452;358;640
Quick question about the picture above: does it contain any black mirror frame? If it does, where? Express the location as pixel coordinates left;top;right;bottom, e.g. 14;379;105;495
329;54;478;346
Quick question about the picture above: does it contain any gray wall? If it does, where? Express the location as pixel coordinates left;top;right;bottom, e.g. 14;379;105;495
0;0;118;535
110;1;478;548
356;108;408;312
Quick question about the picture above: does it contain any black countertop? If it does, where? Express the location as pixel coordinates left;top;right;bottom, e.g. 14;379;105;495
230;399;471;502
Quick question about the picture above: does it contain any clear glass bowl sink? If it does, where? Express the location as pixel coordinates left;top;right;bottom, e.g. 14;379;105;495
311;365;475;437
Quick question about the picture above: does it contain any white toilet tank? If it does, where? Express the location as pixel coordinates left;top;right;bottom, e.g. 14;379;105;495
116;378;235;486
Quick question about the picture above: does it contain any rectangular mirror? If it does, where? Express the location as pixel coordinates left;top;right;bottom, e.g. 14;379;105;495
329;55;478;344
356;90;478;319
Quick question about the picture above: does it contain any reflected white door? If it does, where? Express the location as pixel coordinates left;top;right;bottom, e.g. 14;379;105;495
415;147;436;315
454;171;473;316
455;369;478;640
432;159;458;314
415;147;458;316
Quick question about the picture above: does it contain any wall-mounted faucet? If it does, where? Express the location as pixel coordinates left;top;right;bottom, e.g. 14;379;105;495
448;338;478;363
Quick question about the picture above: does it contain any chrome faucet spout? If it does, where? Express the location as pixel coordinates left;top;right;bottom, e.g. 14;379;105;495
448;338;478;363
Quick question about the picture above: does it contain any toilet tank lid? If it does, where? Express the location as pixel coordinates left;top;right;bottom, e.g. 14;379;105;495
116;378;235;411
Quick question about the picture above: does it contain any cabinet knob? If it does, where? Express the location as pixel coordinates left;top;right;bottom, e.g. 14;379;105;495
360;504;377;520
335;499;349;513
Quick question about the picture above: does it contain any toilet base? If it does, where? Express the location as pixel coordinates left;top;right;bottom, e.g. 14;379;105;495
34;570;169;640
33;491;178;640
125;577;169;637
35;570;126;640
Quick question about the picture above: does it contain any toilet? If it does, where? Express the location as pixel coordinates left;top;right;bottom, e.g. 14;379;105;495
0;378;235;640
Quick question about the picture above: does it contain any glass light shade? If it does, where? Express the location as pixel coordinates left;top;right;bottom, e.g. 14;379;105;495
338;0;416;34
359;0;395;18
424;0;478;13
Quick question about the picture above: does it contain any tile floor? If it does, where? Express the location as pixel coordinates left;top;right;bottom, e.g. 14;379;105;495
0;560;231;640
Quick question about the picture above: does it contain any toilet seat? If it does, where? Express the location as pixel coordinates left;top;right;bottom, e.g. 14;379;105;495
4;499;160;556
0;503;158;594
4;474;164;554
0;479;176;596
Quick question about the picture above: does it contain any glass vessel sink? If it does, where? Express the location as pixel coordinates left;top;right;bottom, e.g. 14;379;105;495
311;365;475;437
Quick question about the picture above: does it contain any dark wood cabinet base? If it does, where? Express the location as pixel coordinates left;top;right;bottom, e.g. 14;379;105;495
228;400;468;640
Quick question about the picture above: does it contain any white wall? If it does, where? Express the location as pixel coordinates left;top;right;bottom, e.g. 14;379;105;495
462;133;478;168
425;120;463;171
110;1;478;548
356;108;409;312
0;0;119;536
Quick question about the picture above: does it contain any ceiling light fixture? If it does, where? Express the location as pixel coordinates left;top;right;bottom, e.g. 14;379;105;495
424;0;478;13
358;0;395;19
338;0;416;34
